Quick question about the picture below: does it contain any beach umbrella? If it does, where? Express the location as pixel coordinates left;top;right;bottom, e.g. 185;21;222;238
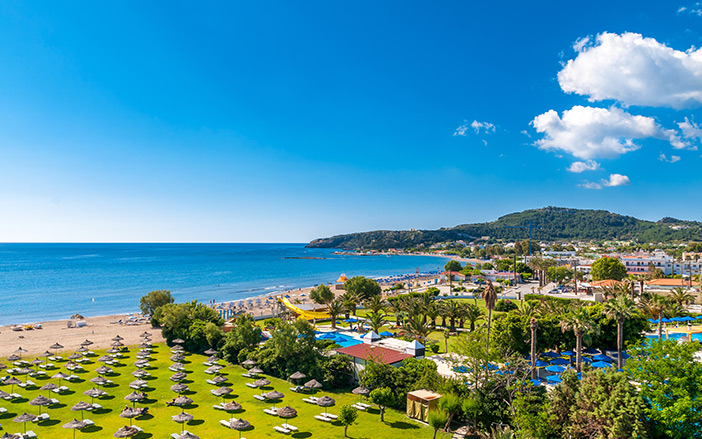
174;395;193;412
81;339;94;346
1;433;21;439
205;365;223;374
241;359;256;367
171;412;194;433
140;332;152;338
580;356;593;364
63;418;87;439
170;354;185;362
611;352;631;359
120;407;141;425
172;339;185;344
40;382;59;397
212;387;233;400
681;316;696;322
174;433;199;439
53;371;69;387
0;390;11;399
5;377;21;393
593;354;613;362
68;353;82;360
170;372;187;382
83;387;106;403
131;369;148;378
212;374;228;384
71;401;93;420
29;395;52;415
137;343;151;349
134;360;149;368
112;335;124;342
124;391;145;407
582;348;599;355
278;405;298;429
265;390;284;400
546;375;562;383
98;356;113;363
76;346;89;353
130;379;148;388
206;355;219;363
106;348;120;354
15;347;28;356
49;343;63;353
171;362;185;371
113;425;139;438
221;401;242;412
248;367;263;375
591;361;613;369
7;354;21;362
204;348;218;355
90;376;108;386
352;386;370;402
13;413;37;433
317;395;336;416
545;365;567;373
223;418;251;439
172;345;184;352
550;357;571;366
304;379;323;392
380;331;394;337
111;341;124;348
0;363;7;370
96;366;113;375
171;383;188;393
253;378;270;388
29;358;42;369
64;361;79;370
541;351;559;358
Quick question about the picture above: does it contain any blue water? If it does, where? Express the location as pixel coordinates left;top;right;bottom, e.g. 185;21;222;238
315;332;363;348
0;243;449;325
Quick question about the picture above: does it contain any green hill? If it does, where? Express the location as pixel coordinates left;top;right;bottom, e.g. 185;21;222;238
306;207;702;250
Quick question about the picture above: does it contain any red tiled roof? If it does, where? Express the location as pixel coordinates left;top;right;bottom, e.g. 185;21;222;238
590;279;621;287
646;278;698;286
336;344;413;365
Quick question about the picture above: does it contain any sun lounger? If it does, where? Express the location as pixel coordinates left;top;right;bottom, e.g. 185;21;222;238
206;379;217;385
302;397;318;404
245;383;257;388
68;375;79;381
274;426;291;434
314;415;332;422
264;408;278;415
241;373;253;378
324;413;338;419
83;419;94;426
352;403;366;410
91;403;102;410
219;420;231;427
24;431;37;439
282;423;298;431
10;393;22;399
253;394;266;401
213;404;224;410
50;398;59;405
358;402;371;408
34;413;50;422
0;407;7;413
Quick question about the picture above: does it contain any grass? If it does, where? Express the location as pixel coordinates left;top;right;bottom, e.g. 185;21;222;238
0;343;447;439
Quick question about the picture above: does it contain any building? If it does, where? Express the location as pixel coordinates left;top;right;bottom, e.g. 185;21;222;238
620;252;702;276
336;343;413;381
645;278;699;290
406;390;442;422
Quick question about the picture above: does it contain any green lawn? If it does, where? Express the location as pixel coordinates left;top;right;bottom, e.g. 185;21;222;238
0;343;446;439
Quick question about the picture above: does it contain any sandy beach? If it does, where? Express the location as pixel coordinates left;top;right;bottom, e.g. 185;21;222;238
0;314;163;358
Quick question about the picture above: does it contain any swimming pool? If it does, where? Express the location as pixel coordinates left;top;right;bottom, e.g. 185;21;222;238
315;332;363;348
645;333;702;342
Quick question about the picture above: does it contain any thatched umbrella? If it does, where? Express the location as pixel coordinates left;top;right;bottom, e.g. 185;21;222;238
221;401;242;412
241;359;256;367
0;390;11;400
204;348;218;356
95;365;112;375
29;359;42;371
140;332;152;338
174;432;199;439
40;382;59;397
111;341;124;348
170;354;185;362
68;353;82;361
304;379;323;393
29;395;52;415
106;348;120;354
5;377;22;393
113;425;139;438
205;365;222;374
253;378;270;388
81;339;94;346
1;433;21;439
265;390;284;408
212;374;227;384
39;350;52;364
90;376;108;386
13;413;37;433
63;419;87;439
352;385;370;402
170;383;188;393
14;347;27;360
112;335;124;342
76;346;89;354
7;354;20;362
174;395;193;413
49;343;63;355
0;363;7;370
224;418;251;439
248;367;263;375
134;360;149;368
317;395;336;416
171;412;194;433
171;363;185;371
278;405;298;430
137;343;151;349
212;386;232;402
98;356;112;363
289;371;306;382
53;371;69;387
170;372;187;382
124;391;145;407
172;344;184;351
119;407;141;425
130;379;148;389
71;401;93;420
172;339;185;345
206;355;219;363
131;369;148;378
83;387;106;404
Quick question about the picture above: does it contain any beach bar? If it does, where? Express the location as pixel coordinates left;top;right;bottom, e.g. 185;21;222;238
406;389;442;422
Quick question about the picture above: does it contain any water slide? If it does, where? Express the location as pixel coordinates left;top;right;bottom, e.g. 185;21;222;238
278;297;330;320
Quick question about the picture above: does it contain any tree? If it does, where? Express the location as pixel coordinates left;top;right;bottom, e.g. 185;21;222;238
365;295;386;314
369;387;395;422
591;256;627;281
327;298;344;329
428;410;448;439
438;393;461;431
482;281;498;354
221;314;262;363
463;303;484;331
559;307;598;372
140;290;174;323
344;276;381;301
443;329;450;353
602;295;637;369
639;293;673;340
338;404;358;437
529;317;538;380
444;260;462;273
441;300;463;331
310;284;334;305
669;287;694;306
405;316;432;343
365;310;388;334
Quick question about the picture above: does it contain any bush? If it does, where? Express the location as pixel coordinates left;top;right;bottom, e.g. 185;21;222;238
494;299;518;312
430;344;440;353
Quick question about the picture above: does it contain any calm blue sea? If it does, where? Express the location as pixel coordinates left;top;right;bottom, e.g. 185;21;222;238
0;243;449;325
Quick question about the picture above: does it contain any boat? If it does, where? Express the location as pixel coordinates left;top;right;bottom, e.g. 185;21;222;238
11;325;23;331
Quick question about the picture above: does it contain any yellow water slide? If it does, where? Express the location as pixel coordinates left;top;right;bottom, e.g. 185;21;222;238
278;297;330;320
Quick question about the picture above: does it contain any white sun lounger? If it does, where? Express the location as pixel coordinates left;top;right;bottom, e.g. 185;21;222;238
24;431;37;439
302;397;318;404
314;415;332;422
274;426;291;434
253;394;266;401
83;419;94;426
264;408;278;416
282;423;298;431
245;383;257;388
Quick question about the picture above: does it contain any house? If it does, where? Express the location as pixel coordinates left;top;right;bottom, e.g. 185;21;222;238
336;343;413;381
646;278;698;290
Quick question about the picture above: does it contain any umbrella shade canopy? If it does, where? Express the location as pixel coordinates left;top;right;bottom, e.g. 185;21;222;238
76;347;89;353
63;419;87;429
96;366;113;375
580;357;593;364
213;387;233;396
174;433;199;439
541;351;560;358
205;365;223;373
40;383;59;391
241;359;257;367
212;375;228;384
30;359;43;366
582;348;600;355
68;353;82;360
14;368;33;375
278;406;297;418
174;396;193;406
5;377;22;385
304;379;323;389
90;377;108;386
534;360;549;367
40;351;52;358
172;412;194;423
140;332;152;338
204;348;218;355
317;396;336;407
206;356;220;362
172;345;184;351
611;352;631;359
71;401;93;411
352;386;370;396
130;380;148;387
591;361;613;368
131;369;148;377
550;358;571;365
170;354;185;362
170;372;187;381
14;413;37;423
137;343;151;349
546;375;562;383
49;343;63;350
0;390;11;399
114;425;140;438
29;395;52;406
221;401;242;411
289;371;306;380
81;339;94;346
2;433;21;439
111;342;124;347
84;388;107;398
172;339;185;344
593;354;613;362
379;331;394;337
98;356;112;362
171;363;185;370
53;372;70;380
225;418;251;431
253;379;271;387
106;348;120;354
112;335;124;341
124;392;145;402
545;365;567;373
264;390;284;400
248;367;263;374
171;384;188;392
120;407;141;419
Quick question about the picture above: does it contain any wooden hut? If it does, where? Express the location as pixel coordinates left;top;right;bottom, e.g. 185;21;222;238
406;389;442;422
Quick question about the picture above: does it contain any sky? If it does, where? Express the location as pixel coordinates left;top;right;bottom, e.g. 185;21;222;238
1;1;702;242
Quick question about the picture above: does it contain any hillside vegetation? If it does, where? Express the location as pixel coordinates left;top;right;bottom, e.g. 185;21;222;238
306;207;702;250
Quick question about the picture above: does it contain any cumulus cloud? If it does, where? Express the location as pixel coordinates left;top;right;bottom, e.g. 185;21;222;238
531;105;684;159
558;32;702;109
567;160;601;173
470;120;496;134
579;173;631;189
679;117;702;142
659;153;682;163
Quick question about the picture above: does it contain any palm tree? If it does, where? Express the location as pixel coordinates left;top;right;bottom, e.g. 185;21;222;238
425;302;439;328
669;287;694;307
418;293;435;324
559;307;598;372
529;317;538;379
342;291;360;317
365;310;388;334
365;295;386;314
640;293;672;340
327;298;345;329
603;295;637;369
482;281;498;353
405;316;432;343
514;301;538;320
463;303;484;331
442;301;463;331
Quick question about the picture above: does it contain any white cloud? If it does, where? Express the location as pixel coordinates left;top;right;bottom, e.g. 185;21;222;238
558;32;702;109
454;120;496;141
470;120;496;134
567;160;601;173
580;173;631;189
531;105;682;159
659;153;682;163
454;123;469;136
679;117;702;141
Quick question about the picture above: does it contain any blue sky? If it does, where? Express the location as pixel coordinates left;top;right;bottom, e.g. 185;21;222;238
1;1;702;242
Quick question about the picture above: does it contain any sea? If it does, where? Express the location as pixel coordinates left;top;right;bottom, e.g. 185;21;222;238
0;243;449;326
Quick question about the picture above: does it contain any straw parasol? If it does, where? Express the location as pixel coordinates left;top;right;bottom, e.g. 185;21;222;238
170;354;185;362
205;365;223;374
174;395;193;413
140;332;152;338
174;432;199;439
29;358;42;367
49;343;63;353
317;395;336;416
171;362;185;371
241;359;256;367
14;347;28;359
171;412;194;433
131;379;148;388
120;407;141;425
204;348;218;355
264;390;284;400
278;405;298;429
304;379;323;393
131;369;148;378
248;367;263;375
106;348;120;354
111;341;124;348
0;390;11;400
134;360;149;368
98;355;112;363
170;372;187;382
223;418;251;439
112;335;124;341
83;387;106;403
76;346;89;353
1;433;21;439
81;339;94;346
352;385;370;401
63;419;87;439
53;371;69;387
170;383;188;393
220;401;242;412
68;353;82;360
289;371;306;381
71;401;93;420
95;365;113;375
13;413;37;433
7;354;20;362
40;382;59;396
172;338;185;344
29;395;52;415
5;377;21;393
114;425;140;438
212;374;228;384
90;376;108;386
0;363;5;370
212;387;233;400
206;355;219;363
253;378;270;388
124;391;145;406
137;343;151;349
172;345;184;351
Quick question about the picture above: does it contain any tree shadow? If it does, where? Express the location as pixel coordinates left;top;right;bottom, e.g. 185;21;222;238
101;395;115;401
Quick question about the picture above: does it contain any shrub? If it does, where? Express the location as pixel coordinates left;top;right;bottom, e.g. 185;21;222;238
494;299;518;312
